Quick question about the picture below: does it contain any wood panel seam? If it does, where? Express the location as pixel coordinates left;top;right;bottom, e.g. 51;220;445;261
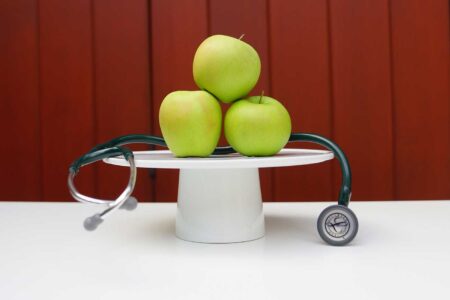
37;0;44;201
325;0;336;201
90;0;99;197
387;0;397;199
265;0;275;201
147;0;156;202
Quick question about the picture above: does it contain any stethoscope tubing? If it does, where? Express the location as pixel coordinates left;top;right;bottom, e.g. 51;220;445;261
68;133;352;230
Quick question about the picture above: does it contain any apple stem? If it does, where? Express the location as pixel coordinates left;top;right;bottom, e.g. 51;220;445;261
259;90;264;104
239;34;245;40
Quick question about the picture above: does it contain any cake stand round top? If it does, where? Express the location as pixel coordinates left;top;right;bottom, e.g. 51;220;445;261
104;148;334;169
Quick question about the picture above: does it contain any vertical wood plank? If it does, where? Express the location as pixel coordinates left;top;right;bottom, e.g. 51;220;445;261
39;0;96;200
208;0;273;200
329;0;394;200
390;0;450;199
269;0;333;201
151;0;208;202
93;0;153;202
0;0;41;200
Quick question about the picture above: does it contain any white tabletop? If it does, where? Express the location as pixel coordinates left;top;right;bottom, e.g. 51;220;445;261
104;149;334;169
1;201;449;300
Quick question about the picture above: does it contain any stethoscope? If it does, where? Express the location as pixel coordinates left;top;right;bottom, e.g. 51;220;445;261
68;132;355;245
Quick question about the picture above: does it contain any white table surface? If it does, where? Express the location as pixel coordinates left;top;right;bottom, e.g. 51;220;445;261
1;201;449;300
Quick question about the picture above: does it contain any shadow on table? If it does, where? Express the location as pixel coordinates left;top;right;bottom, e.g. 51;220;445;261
265;214;321;245
125;211;364;257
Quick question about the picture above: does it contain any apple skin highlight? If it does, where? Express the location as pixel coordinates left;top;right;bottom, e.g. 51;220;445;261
159;91;222;157
193;35;261;103
224;96;292;157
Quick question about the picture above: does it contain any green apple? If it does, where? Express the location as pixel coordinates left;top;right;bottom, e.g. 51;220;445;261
193;35;261;103
224;95;291;156
159;91;222;157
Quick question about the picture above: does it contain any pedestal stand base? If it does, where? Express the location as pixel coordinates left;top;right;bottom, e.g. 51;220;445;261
176;168;264;243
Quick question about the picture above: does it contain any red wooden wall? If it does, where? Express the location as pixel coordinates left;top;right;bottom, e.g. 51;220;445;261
1;0;449;202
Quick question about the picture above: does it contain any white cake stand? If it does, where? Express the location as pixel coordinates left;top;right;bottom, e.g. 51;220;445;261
105;149;334;243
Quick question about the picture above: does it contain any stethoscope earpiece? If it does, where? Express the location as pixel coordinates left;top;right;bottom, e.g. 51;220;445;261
84;214;103;231
119;196;138;211
82;196;138;231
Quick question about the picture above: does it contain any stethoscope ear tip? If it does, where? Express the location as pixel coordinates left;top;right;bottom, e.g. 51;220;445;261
84;214;103;231
120;196;138;211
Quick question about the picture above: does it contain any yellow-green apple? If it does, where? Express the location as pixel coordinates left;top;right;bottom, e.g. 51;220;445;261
224;95;291;156
193;35;261;103
159;91;222;157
